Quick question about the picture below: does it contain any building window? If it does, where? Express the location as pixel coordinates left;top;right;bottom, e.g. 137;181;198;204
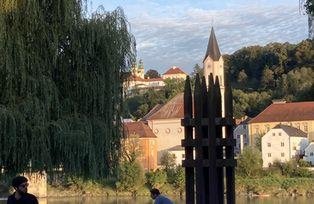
272;133;275;136
281;153;285;157
279;132;282;136
182;154;185;159
268;153;271;157
243;125;247;130
267;143;271;147
310;152;314;156
177;128;182;133
237;135;240;139
281;142;284;147
293;146;296;150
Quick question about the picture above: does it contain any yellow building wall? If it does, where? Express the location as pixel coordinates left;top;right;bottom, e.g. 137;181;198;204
248;120;314;146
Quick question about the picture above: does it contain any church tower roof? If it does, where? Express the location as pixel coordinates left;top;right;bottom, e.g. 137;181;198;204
203;27;221;62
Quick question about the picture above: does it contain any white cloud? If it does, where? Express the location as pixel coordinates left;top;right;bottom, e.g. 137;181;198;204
89;0;308;73
129;3;308;73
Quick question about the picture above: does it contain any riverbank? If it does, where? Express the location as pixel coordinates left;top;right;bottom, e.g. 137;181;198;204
1;177;314;198
236;177;314;197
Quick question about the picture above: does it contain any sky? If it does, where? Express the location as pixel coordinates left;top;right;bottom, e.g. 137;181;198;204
88;0;309;74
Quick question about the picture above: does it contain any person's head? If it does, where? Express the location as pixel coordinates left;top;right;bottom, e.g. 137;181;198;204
12;176;29;194
150;188;160;200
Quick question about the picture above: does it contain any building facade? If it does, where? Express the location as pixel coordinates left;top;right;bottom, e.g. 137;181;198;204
304;142;314;165
233;117;250;155
124;60;165;96
123;121;158;171
143;93;185;165
261;124;309;168
248;101;314;147
162;66;187;80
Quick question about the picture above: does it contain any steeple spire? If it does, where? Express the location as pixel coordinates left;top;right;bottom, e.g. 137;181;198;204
203;27;221;62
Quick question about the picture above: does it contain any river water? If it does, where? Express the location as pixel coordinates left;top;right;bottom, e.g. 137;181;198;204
1;196;314;203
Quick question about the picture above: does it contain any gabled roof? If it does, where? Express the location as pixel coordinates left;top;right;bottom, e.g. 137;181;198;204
140;104;163;121
273;124;307;138
203;27;221;62
123;121;157;138
248;101;314;123
167;145;184;151
163;66;187;75
145;93;184;120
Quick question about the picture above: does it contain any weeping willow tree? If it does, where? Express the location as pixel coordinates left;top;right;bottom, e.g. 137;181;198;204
0;0;135;179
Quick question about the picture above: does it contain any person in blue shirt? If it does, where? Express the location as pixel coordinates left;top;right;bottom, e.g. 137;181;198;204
150;188;173;204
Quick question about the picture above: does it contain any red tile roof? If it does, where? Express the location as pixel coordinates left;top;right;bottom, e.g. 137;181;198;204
163;66;187;75
145;93;184;120
249;101;314;123
124;121;157;138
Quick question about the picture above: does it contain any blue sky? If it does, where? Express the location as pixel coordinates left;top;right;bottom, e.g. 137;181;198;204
88;0;308;74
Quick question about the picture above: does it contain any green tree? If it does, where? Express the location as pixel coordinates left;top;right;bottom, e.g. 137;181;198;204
191;64;203;78
167;166;185;198
237;147;263;178
116;160;145;196
261;67;275;89
145;169;167;189
160;151;176;171
0;1;135;178
164;78;185;99
237;69;248;84
145;69;160;79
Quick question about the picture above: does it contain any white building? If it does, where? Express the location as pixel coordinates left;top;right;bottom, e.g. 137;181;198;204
233;117;250;155
262;124;309;168
142;93;185;165
162;66;187;80
167;145;185;166
304;142;314;165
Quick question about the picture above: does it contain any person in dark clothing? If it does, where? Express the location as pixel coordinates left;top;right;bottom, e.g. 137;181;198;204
150;188;173;204
7;176;38;204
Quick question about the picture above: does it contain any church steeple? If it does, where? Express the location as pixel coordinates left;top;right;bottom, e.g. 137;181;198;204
203;27;225;116
203;27;221;62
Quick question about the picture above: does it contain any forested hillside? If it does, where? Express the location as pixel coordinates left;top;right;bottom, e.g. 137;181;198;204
225;39;314;117
125;40;314;119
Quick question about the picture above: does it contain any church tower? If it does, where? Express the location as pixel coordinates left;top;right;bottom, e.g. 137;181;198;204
203;27;225;116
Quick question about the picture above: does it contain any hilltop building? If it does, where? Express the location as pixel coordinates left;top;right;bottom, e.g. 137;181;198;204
124;60;165;95
162;66;187;80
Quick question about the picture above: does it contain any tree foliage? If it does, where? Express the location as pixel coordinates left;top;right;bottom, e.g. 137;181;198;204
0;0;135;178
237;147;263;178
144;69;160;79
145;169;167;189
115;160;144;196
